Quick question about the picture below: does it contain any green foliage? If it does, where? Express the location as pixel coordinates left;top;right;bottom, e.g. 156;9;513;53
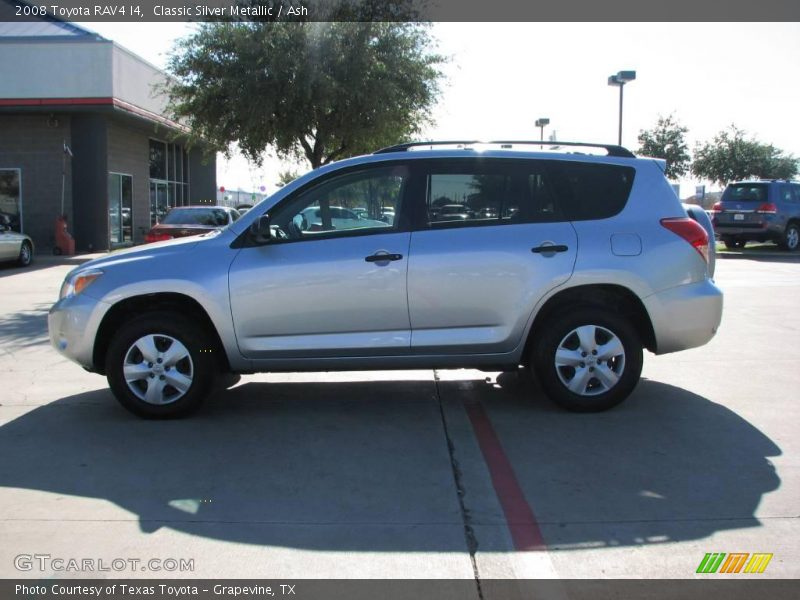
637;114;690;180
165;6;445;169
277;169;300;187
692;125;798;186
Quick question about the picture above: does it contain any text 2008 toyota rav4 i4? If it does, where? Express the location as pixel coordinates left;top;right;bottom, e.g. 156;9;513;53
49;142;723;418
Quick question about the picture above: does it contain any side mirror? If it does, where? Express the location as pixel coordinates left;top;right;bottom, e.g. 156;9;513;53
249;214;272;245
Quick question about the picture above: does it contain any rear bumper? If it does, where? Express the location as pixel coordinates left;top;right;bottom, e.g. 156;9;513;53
714;221;781;240
643;279;723;355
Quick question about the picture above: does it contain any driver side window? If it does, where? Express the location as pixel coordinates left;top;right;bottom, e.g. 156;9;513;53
270;166;408;241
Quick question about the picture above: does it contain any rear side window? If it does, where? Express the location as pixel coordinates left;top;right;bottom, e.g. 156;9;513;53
551;162;635;221
422;159;564;228
427;173;514;226
778;185;796;203
722;184;769;203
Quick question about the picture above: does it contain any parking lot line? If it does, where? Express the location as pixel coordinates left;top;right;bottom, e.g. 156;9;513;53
464;400;546;552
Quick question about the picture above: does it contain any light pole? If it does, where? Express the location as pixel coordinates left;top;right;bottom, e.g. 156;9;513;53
535;118;550;143
607;70;636;145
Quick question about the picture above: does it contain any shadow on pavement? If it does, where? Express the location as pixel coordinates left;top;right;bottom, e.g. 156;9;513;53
0;375;781;553
469;373;782;550
0;302;51;348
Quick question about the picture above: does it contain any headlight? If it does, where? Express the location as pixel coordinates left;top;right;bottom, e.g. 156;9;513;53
60;269;103;300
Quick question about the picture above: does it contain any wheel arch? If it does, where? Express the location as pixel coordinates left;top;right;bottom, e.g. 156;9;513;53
522;283;657;363
92;292;230;375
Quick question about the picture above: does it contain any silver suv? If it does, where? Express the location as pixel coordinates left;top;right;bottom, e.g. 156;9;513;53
48;141;723;418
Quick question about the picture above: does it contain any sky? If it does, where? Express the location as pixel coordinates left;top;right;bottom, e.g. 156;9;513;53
76;21;800;197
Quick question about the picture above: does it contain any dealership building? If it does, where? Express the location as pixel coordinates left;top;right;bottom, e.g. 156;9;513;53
0;5;217;251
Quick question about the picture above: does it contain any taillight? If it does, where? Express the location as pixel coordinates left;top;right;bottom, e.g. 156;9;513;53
144;233;173;244
756;202;777;214
661;217;709;264
710;202;724;213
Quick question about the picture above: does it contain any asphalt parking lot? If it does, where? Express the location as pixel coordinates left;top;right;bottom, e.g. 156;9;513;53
1;252;798;587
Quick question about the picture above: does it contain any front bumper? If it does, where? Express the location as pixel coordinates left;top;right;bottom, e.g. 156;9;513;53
643;279;723;355
48;293;109;371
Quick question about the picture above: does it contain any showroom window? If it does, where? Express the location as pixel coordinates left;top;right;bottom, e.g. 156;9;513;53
149;139;190;226
108;173;133;246
0;168;22;232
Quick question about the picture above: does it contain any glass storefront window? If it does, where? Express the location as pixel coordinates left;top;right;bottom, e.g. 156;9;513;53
149;139;190;224
149;140;167;180
0;169;21;232
108;173;133;246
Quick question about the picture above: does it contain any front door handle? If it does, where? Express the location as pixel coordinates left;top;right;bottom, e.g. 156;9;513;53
365;253;403;262
531;244;569;254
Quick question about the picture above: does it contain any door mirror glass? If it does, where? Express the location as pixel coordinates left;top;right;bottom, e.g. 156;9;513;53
249;214;272;244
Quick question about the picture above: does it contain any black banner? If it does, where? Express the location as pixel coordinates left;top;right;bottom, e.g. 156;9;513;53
3;579;800;600
1;0;800;22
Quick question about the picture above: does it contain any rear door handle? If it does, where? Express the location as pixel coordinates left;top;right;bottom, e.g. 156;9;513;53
365;253;403;262
531;244;569;254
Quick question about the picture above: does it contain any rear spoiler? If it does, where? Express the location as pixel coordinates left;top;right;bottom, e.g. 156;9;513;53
640;156;667;173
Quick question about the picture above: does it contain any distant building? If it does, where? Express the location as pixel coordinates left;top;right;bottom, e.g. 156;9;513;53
0;2;216;250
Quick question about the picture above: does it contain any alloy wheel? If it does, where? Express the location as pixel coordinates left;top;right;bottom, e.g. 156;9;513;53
554;324;626;396
123;334;194;405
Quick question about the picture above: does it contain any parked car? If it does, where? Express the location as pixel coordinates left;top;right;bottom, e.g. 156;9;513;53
711;180;800;251
49;141;722;418
432;204;473;221
144;206;240;243
0;218;33;266
297;206;389;233
683;203;716;279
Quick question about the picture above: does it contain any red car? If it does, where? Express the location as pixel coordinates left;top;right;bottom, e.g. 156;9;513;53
144;206;240;243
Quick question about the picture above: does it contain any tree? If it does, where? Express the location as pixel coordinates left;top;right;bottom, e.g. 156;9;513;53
692;125;798;186
637;114;690;180
165;4;445;169
276;169;300;187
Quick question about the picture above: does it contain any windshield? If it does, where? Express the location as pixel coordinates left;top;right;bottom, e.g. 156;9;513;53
722;184;769;203
162;208;230;226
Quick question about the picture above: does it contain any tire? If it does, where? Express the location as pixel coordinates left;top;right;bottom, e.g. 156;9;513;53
106;311;219;418
18;241;33;266
723;238;745;250
532;308;643;412
779;223;800;252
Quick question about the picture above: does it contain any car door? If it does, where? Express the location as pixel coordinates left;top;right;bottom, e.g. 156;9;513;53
229;164;412;359
0;224;20;260
407;158;578;354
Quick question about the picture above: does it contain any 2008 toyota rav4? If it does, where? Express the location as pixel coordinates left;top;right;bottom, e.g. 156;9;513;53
48;141;723;418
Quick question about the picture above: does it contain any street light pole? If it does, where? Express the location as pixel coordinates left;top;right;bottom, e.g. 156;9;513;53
607;70;636;146
535;118;550;147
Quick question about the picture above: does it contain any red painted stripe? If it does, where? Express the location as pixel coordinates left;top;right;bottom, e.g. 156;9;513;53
0;97;114;106
464;400;547;551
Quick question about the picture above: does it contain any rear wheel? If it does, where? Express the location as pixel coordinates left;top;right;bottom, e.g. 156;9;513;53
779;223;800;251
106;312;219;418
532;309;643;412
18;241;32;266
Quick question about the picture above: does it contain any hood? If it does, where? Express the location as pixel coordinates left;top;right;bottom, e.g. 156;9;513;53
66;233;213;278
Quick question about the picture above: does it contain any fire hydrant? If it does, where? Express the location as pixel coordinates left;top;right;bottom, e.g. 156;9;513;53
54;215;75;256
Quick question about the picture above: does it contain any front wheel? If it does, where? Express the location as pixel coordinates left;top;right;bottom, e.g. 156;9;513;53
106;312;219;418
532;309;643;412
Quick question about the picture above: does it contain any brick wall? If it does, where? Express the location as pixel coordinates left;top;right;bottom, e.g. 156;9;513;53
0;114;73;250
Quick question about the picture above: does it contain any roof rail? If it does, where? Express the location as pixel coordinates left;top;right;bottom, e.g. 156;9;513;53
373;140;636;158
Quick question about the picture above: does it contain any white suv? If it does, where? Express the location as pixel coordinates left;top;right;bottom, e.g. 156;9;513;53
49;141;723;418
